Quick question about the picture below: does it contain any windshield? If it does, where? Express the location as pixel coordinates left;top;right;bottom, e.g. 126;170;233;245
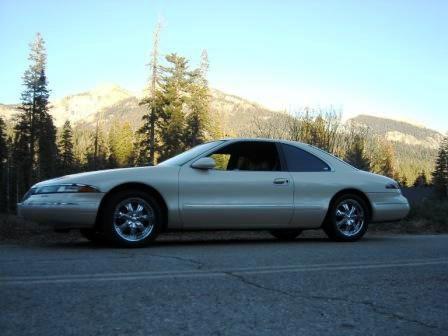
158;140;225;166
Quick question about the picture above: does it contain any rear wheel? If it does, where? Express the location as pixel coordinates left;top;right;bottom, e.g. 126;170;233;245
324;194;369;242
270;229;302;241
101;190;162;247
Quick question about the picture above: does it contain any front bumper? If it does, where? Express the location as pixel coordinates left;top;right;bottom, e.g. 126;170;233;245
367;192;410;222
17;192;105;229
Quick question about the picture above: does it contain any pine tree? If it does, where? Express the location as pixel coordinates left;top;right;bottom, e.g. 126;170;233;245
377;142;396;178
13;33;57;197
345;134;371;171
108;120;135;167
58;120;76;175
5;136;15;212
38;111;58;179
72;127;93;168
0;117;8;212
85;119;108;171
158;53;192;161
413;170;429;187
138;21;162;166
185;49;210;148
432;137;448;198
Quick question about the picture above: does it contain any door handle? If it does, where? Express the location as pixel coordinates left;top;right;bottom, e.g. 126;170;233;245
273;178;289;185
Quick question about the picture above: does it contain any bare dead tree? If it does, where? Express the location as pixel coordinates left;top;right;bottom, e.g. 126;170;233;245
139;20;162;166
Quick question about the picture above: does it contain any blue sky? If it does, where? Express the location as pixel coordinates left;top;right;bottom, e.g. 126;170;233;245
1;0;447;132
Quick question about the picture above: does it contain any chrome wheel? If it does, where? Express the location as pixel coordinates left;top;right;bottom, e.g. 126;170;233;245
113;197;155;242
335;199;365;237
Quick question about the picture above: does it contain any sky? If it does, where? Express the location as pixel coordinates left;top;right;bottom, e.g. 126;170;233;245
0;0;447;132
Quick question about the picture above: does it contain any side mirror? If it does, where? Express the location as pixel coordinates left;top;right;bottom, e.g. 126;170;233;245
191;157;216;170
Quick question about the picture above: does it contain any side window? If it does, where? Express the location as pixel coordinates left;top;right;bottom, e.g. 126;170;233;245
208;141;281;171
209;153;231;170
282;144;330;172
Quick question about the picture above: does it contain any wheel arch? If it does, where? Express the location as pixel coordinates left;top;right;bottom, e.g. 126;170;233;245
95;182;169;231
325;188;373;223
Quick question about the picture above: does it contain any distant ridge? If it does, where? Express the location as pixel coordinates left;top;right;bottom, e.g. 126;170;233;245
349;114;443;149
349;114;443;180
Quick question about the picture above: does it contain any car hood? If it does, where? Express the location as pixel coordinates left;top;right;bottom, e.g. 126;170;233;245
32;165;175;191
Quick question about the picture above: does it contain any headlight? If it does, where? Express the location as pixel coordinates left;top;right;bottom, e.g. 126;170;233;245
34;184;100;195
385;182;401;193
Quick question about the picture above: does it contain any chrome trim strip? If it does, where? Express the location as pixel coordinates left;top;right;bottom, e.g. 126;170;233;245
183;204;292;209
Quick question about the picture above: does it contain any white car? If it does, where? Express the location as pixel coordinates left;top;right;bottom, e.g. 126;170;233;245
18;138;410;247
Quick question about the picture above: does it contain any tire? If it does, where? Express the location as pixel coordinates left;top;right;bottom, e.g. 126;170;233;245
100;190;162;247
270;229;302;241
323;193;369;242
79;228;106;244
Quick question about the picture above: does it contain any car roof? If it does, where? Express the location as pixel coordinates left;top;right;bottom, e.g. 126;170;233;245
219;137;308;148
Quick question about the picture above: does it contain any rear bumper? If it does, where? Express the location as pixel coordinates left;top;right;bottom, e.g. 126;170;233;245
17;193;105;229
368;192;410;222
371;202;410;222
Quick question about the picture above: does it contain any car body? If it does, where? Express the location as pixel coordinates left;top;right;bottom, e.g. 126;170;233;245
17;138;410;246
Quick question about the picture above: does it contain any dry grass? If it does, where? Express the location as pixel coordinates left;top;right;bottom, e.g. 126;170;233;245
0;213;81;244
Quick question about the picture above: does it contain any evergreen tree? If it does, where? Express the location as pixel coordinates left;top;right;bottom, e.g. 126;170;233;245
185;50;210;148
138;21;162;166
5;136;16;212
345;134;371;171
0;117;8;212
377;142;396;178
413;170;429;187
72;127;93;168
13;33;57;197
158;53;192;161
38;112;58;179
58;120;76;175
85;119;108;171
108;120;135;167
432;137;448;197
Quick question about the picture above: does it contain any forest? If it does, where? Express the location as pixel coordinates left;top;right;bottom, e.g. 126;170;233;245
0;31;447;214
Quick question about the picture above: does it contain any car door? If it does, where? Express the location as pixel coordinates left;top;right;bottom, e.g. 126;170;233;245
179;140;294;229
280;143;334;228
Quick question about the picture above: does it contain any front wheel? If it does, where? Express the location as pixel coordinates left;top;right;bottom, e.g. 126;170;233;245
323;194;369;242
101;190;162;247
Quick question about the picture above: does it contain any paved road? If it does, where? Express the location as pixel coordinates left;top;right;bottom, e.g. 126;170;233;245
1;233;448;336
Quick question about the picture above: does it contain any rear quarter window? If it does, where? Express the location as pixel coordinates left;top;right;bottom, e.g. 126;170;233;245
281;144;331;172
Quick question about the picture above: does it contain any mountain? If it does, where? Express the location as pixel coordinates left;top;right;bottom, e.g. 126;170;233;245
0;84;138;127
349;114;443;149
50;84;134;126
1;85;444;182
0;85;276;137
349;115;444;181
0;103;19;121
